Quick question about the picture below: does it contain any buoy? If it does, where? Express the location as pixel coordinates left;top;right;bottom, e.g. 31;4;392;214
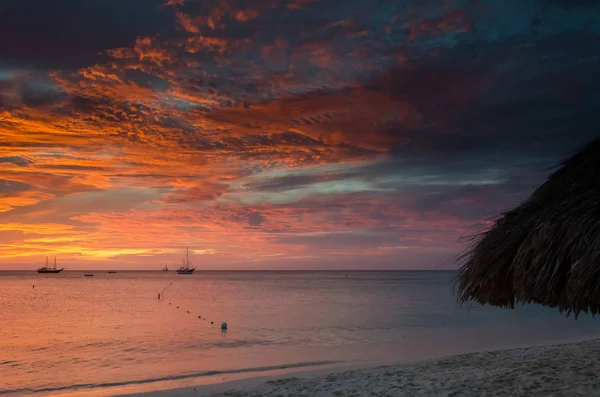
158;293;161;300
176;306;179;308
221;322;228;331
33;285;35;289
198;316;201;318
211;321;214;324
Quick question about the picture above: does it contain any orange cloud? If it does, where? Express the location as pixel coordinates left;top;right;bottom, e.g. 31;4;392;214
0;0;526;270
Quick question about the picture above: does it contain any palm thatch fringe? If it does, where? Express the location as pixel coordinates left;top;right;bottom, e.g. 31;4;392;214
456;138;600;318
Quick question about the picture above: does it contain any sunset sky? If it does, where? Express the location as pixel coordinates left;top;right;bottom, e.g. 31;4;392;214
0;0;598;270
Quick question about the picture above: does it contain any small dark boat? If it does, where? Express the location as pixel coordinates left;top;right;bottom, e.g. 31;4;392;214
84;274;94;277
108;271;117;274
37;257;64;273
162;265;169;272
176;247;195;275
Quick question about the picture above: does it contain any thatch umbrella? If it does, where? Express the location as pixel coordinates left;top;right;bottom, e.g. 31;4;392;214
456;138;600;317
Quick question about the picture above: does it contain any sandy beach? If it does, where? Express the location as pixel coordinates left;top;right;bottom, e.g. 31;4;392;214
122;338;600;397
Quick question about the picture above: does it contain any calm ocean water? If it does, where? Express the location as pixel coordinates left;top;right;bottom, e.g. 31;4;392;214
2;270;600;396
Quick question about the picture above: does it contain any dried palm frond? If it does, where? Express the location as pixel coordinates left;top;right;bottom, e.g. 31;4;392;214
456;138;600;317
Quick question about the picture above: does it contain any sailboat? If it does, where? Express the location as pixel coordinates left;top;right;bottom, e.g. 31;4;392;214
37;256;64;273
176;247;195;275
162;264;169;272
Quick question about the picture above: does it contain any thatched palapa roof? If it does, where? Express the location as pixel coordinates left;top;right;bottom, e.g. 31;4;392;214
456;138;600;317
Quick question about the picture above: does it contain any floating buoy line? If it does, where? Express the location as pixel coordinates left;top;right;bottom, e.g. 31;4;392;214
157;281;227;331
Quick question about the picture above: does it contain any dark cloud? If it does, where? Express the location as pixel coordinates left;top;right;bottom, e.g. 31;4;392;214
547;0;599;7
0;179;31;194
122;70;170;91
0;156;32;167
37;164;107;172
18;85;66;108
0;75;65;109
272;231;409;250
366;32;600;162
248;212;265;227
0;0;174;69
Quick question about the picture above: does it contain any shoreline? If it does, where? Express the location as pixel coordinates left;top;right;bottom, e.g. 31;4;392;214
113;334;600;397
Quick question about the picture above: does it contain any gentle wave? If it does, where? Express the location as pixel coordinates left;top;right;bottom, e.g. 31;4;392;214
198;338;294;349
0;360;341;396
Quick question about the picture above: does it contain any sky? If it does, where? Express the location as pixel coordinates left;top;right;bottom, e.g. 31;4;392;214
0;0;598;270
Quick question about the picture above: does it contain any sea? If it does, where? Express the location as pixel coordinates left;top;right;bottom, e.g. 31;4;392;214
2;270;600;396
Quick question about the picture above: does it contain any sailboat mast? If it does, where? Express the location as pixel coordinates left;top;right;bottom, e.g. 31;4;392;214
53;257;56;270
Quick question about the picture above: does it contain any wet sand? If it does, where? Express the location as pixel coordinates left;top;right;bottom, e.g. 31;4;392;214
122;338;600;397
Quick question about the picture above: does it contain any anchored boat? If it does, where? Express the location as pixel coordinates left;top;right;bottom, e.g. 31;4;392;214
176;247;195;275
37;257;64;274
